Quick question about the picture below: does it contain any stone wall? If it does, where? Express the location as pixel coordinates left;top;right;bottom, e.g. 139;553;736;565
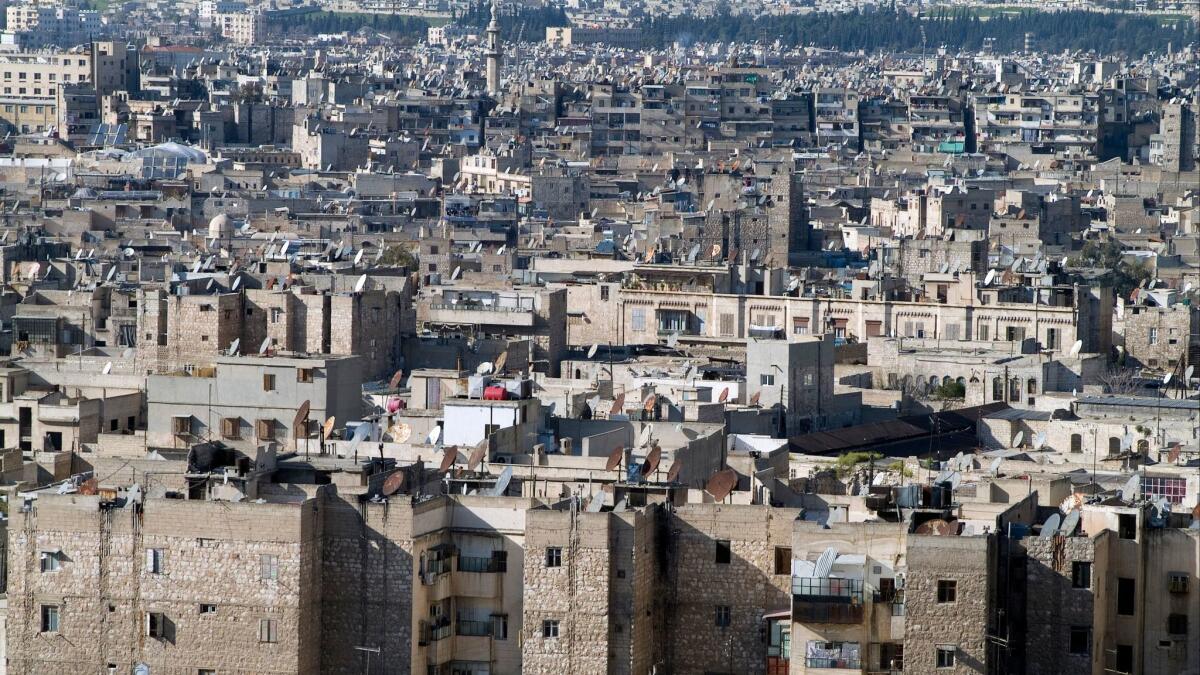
1023;535;1097;675
904;535;994;674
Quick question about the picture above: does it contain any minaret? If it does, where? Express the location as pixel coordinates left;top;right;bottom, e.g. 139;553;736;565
486;0;501;97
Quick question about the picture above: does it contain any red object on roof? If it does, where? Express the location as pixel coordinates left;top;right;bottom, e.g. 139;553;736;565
483;386;508;400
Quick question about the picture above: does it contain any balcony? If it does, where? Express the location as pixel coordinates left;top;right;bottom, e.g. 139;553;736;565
792;577;865;624
425;303;535;328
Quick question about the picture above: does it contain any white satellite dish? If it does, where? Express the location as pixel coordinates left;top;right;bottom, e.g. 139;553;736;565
1186;365;1194;381
1033;431;1047;449
102;361;113;375
229;338;240;356
638;425;652;447
983;269;996;286
354;249;364;266
588;343;600;359
1163;372;1173;386
258;337;271;355
346;422;371;456
1012;431;1024;447
231;276;242;291
476;361;494;375
353;274;367;293
451;266;462;280
489;466;513;497
122;347;135;359
427;425;442;445
1069;339;1083;357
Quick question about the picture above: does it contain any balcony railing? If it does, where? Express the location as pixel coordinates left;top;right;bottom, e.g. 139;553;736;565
457;555;506;574
806;657;862;669
793;578;865;624
456;619;491;637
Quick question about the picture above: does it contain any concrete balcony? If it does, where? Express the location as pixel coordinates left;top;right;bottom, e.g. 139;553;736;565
792;577;865;624
425;304;535;328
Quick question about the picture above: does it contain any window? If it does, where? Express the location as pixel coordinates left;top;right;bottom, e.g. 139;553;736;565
631;308;645;332
937;579;957;603
545;547;562;568
259;618;278;643
263;373;276;391
1070;434;1082;453
1071;561;1092;589
256;419;275;441
760;374;775;386
1142;476;1187;504
1116;645;1133;673
1168;572;1189;594
221;417;240;440
40;550;60;572
1117;577;1135;615
720;313;735;336
261;554;279;581
1069;626;1090;655
1167;613;1187;635
600;286;610;301
492;614;508;640
715;605;731;627
542;619;559;638
774;547;792;575
200;604;217;615
793;317;810;335
146;612;166;638
297;368;313;383
172;415;191;435
715;540;731;564
1149;327;1158;345
936;645;956;668
146;548;165;575
40;605;59;633
1118;513;1136;539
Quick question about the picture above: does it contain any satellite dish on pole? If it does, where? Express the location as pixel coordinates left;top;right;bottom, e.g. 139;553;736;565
1187;365;1195;382
258;337;271;355
705;468;738;502
1039;513;1062;539
489;466;513;496
353;274;367;293
588;343;600;359
983;269;996;286
1012;431;1024;448
228;338;240;356
102;361;113;375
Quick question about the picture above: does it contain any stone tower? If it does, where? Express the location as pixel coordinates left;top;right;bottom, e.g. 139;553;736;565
486;0;501;97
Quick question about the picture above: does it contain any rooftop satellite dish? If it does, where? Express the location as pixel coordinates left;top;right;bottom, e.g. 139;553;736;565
586;491;607;512
1119;474;1139;501
392;423;412;444
718;387;729;403
258;337;271;355
1121;432;1134;451
439;446;457;472
122;347;135;359
610;392;625;416
1012;431;1024;448
1039;513;1062;539
102;361;113;375
346;422;371;456
388;369;405;390
638;425;652;447
750;391;761;406
813;547;838;578
983;269;996;286
1034;431;1047;449
489;466;513;497
354;249;365;266
1059;510;1080;537
427;425;442;445
450;266;462;280
588;343;600;359
988;457;1003;475
465;437;489;470
605;447;624;471
322;416;336;440
1069;339;1083;357
705;468;738;501
381;471;405;497
231;276;242;291
106;266;117;282
293;400;311;439
476;361;494;375
642;445;662;476
353;274;367;293
666;459;683;482
494;351;508;373
1164;372;1174;386
1187;365;1195;381
228;338;240;356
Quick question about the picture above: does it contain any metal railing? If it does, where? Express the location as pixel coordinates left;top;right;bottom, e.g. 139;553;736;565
457;555;506;574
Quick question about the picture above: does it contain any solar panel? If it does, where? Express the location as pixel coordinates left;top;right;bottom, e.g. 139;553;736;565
88;123;128;147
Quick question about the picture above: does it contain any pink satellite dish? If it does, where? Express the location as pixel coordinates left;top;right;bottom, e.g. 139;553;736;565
386;397;402;413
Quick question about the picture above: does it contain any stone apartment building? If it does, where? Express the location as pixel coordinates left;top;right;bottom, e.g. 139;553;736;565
1117;298;1199;371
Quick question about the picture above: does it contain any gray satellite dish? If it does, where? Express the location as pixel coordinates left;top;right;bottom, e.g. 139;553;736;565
1059;510;1080;537
346;422;371;457
1121;432;1134;451
1012;431;1024;448
813;547;838;578
639;425;652;447
586;491;606;512
122;347;135;359
1039;513;1062;539
228;338;240;356
1033;431;1047;449
489;466;513;497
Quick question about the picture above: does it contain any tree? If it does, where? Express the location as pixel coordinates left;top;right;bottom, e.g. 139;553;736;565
379;244;417;269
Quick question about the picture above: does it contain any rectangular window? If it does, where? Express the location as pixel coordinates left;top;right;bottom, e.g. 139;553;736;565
760;374;775;386
1149;327;1158;345
263;373;276;391
261;554;279;581
715;605;731;627
1071;561;1091;589
936;645;956;668
492;614;508;640
793;317;809;335
1117;577;1135;615
1069;626;1090;655
600;286;610;301
40;605;59;633
937;579;957;603
297;368;314;383
774;547;791;575
172;415;191;435
1168;613;1188;634
146;548;165;575
1168;572;1189;594
542;619;559;638
221;417;240;439
631;308;645;332
146;612;166;638
1118;513;1136;539
256;419;275;441
545;547;562;568
200;604;217;615
40;551;60;572
720;313;735;336
715;540;731;564
259;618;277;643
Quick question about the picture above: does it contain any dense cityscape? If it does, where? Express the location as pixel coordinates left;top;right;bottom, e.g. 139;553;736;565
0;0;1195;673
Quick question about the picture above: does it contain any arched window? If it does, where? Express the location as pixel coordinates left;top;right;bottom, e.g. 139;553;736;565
1027;378;1038;394
1136;439;1149;454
